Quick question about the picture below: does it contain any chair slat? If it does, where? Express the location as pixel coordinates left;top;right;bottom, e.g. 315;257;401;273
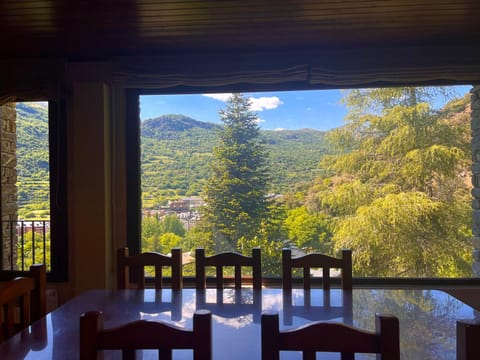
0;277;34;341
456;320;480;360
0;264;46;343
282;248;352;290
195;248;262;289
117;247;182;289
261;311;399;360
80;310;212;360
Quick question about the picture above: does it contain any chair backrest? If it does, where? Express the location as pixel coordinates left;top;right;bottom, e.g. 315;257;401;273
0;264;47;338
282;248;352;290
457;320;480;360
261;311;399;360
80;309;212;360
0;277;34;342
117;248;182;289
195;248;261;289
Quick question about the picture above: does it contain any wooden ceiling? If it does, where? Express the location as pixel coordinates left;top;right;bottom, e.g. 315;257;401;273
1;0;480;60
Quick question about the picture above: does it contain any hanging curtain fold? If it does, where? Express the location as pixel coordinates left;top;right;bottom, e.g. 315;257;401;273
309;46;480;87
1;48;479;103
112;51;480;91
310;64;480;87
112;55;309;89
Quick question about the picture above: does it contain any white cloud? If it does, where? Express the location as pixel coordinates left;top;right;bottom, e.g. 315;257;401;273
255;117;266;124
202;93;233;101
248;96;283;111
274;128;285;131
202;93;283;112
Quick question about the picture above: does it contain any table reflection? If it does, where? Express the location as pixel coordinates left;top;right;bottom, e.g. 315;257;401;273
0;318;47;358
353;289;473;360
282;289;353;326
0;288;477;359
118;289;183;321
196;289;262;322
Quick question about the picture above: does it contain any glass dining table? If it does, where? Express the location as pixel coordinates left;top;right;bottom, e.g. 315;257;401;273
0;287;478;359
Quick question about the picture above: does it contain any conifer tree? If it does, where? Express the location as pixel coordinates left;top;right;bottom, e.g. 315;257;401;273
310;88;472;277
202;93;270;251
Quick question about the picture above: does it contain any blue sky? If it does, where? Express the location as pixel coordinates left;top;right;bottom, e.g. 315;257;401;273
140;86;472;131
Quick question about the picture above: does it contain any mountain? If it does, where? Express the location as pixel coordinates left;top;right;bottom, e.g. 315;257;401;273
14;96;471;213
16;102;50;216
140;115;329;208
143;114;220;134
14;106;329;212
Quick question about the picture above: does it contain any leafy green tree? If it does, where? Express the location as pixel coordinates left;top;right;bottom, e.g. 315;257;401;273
158;214;186;237
236;200;289;276
284;206;331;252
324;92;468;196
313;88;472;277
142;216;163;252
202;93;270;251
238;234;285;276
142;214;186;253
334;192;471;276
17;230;51;271
159;232;182;250
183;222;214;253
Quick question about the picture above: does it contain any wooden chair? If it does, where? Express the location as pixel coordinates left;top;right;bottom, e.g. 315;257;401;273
0;318;48;357
195;248;261;289
0;263;47;342
282;248;352;290
0;277;33;342
261;311;400;360
117;248;182;289
80;309;212;360
457;320;480;360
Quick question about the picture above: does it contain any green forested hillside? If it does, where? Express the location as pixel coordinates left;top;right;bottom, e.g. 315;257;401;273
16;102;50;218
15;92;473;278
16;109;329;212
141;114;328;208
263;128;330;192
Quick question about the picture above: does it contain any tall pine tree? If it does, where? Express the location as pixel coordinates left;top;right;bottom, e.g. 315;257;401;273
202;93;270;251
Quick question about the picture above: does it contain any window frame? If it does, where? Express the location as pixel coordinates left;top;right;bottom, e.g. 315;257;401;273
48;100;69;282
0;100;68;281
125;88;480;286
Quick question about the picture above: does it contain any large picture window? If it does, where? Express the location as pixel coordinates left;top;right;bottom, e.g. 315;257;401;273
127;85;475;279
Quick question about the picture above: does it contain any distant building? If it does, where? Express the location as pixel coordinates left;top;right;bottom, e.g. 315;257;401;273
168;197;205;211
142;197;205;230
142;209;167;218
16;220;50;235
267;193;284;201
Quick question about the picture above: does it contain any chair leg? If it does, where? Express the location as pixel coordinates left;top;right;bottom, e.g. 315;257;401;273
123;349;136;360
159;348;173;360
341;352;355;360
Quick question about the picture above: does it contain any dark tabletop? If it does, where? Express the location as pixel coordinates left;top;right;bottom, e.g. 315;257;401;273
0;288;478;359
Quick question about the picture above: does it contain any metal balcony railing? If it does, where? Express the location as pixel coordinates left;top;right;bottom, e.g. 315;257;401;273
0;220;50;271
